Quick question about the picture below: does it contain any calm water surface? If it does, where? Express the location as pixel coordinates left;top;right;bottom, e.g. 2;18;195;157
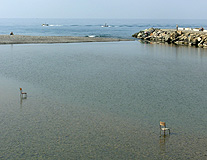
0;42;207;159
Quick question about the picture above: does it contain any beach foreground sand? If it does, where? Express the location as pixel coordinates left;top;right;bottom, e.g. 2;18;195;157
0;35;133;44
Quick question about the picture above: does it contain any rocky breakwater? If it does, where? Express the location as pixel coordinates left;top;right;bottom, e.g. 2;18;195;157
132;28;207;48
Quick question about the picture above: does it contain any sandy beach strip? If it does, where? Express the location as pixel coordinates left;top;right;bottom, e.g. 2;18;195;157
0;35;133;44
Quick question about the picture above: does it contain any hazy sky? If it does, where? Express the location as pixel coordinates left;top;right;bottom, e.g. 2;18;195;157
1;0;207;19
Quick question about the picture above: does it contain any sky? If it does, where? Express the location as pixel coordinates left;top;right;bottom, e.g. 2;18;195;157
0;0;207;19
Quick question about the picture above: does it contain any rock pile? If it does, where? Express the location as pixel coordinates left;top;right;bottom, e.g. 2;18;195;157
132;28;207;48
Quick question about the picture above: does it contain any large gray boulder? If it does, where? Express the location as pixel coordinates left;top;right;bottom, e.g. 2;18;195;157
164;34;171;42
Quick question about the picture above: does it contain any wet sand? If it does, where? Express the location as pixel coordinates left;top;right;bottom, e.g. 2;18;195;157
0;35;133;44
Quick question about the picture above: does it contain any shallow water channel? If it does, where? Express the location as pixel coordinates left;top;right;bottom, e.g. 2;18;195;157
0;42;207;159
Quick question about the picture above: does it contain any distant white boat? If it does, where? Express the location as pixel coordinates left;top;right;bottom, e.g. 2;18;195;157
101;23;109;27
42;24;49;26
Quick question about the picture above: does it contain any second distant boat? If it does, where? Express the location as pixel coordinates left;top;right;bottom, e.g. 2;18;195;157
42;24;49;26
101;23;109;27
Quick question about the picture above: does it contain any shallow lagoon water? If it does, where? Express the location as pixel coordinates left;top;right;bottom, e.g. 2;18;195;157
0;42;207;159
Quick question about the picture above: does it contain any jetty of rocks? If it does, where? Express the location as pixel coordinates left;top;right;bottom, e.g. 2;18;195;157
132;28;207;48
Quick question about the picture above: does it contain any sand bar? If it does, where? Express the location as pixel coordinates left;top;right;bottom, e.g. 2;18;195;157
0;35;133;44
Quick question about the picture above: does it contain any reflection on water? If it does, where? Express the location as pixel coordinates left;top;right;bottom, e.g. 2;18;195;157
0;42;207;159
159;134;170;154
10;44;13;53
20;95;27;107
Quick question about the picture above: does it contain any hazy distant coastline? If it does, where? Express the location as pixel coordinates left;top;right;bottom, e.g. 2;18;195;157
0;35;133;44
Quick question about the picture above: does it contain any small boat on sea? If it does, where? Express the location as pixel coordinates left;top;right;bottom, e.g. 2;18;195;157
42;24;49;26
101;23;109;27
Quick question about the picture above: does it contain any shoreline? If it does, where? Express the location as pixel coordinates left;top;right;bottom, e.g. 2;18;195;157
0;35;133;44
132;28;207;48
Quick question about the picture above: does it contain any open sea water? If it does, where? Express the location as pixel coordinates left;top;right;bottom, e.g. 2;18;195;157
0;19;207;159
1;18;207;38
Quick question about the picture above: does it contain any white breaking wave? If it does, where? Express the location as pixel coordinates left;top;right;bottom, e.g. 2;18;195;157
88;35;96;38
49;25;63;27
101;25;111;28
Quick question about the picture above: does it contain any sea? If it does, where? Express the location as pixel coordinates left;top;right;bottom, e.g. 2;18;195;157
0;19;207;159
0;18;207;38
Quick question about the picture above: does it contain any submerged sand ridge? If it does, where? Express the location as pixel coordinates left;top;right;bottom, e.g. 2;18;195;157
0;35;133;44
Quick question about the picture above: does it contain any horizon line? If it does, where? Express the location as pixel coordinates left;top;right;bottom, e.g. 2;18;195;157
0;18;207;20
